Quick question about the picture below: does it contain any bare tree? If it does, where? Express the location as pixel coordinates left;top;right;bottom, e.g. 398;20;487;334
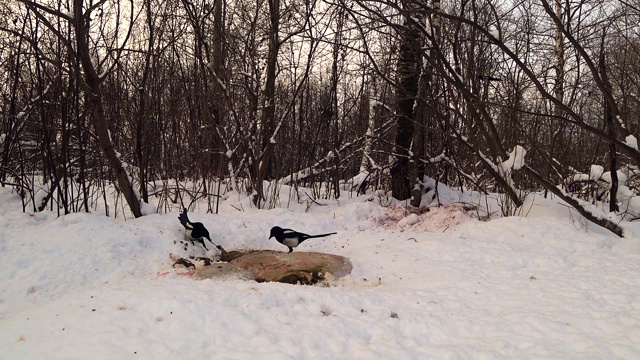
391;1;422;200
14;0;143;217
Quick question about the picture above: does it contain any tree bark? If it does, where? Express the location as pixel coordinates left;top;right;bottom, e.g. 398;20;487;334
600;42;618;212
136;0;154;204
73;0;143;218
392;4;422;200
252;0;280;207
411;0;440;208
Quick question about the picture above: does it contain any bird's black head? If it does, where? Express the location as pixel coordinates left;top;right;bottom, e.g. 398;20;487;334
269;226;282;239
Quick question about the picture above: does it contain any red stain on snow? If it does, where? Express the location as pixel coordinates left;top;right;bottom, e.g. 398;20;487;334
371;204;473;231
155;269;194;278
156;271;171;278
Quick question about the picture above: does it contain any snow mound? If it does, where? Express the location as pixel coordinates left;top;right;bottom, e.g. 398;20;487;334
372;204;474;231
2;186;640;359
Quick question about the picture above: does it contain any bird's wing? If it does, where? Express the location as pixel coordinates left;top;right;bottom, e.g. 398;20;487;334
190;223;209;239
283;228;309;238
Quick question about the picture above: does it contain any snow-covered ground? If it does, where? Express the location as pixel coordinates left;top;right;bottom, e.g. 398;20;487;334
1;185;640;359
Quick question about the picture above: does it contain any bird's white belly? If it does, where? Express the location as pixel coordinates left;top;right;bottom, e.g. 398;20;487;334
282;237;300;247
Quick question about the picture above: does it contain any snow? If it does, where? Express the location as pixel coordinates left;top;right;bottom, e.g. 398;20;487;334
569;164;640;218
1;185;640;359
140;201;157;215
601;170;628;184
502;145;526;173
369;99;394;114
396;213;419;227
619;115;627;129
489;27;500;40
626;135;638;150
590;165;604;181
573;173;589;182
370;99;383;108
342;171;370;191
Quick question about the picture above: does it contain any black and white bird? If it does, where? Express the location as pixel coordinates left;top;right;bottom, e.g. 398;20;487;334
269;226;337;253
178;208;219;251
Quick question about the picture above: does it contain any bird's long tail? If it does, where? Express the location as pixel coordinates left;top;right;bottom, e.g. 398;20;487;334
306;232;337;239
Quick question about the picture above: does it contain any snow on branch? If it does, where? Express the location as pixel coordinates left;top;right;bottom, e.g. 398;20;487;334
282;119;394;185
525;165;624;237
501;145;527;175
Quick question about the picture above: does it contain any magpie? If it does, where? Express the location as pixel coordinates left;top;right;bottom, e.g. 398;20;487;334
178;208;222;252
269;226;337;253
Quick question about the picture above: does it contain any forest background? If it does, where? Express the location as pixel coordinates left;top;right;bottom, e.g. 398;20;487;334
2;0;640;236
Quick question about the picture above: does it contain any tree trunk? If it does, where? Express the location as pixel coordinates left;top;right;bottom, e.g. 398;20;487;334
411;0;439;208
136;0;154;204
545;0;566;193
392;4;422;200
74;0;142;218
600;42;618;212
253;0;280;207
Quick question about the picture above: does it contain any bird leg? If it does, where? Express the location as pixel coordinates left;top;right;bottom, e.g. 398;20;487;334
214;244;229;256
199;240;209;251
